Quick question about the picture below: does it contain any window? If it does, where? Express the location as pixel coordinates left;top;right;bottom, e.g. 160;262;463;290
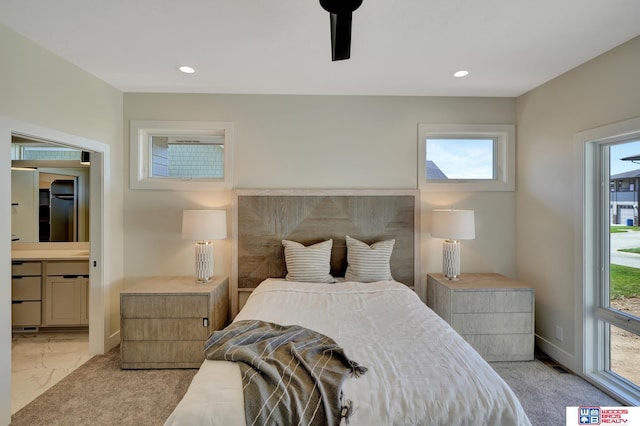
418;124;515;191
577;116;640;406
150;136;224;179
130;120;233;190
593;139;640;400
426;138;496;180
19;146;81;161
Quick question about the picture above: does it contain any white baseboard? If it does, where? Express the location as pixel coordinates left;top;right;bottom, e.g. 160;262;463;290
535;334;579;374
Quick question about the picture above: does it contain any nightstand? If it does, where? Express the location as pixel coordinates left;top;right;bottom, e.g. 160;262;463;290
426;273;534;361
120;275;229;369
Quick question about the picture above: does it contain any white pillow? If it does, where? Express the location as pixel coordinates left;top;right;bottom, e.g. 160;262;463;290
345;235;395;283
282;239;336;283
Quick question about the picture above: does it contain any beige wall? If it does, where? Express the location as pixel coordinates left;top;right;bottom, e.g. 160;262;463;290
124;94;518;297
516;36;640;372
0;24;124;425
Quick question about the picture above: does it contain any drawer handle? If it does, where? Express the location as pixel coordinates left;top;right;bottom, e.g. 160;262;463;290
12;301;23;305
12;276;23;279
63;275;80;279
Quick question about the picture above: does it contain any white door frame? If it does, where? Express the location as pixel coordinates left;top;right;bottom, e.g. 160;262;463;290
1;116;109;356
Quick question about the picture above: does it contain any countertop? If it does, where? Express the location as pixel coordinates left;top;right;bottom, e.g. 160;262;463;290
11;242;90;261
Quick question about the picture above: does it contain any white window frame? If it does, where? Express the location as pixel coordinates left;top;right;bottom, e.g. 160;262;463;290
575;116;640;406
130;120;233;190
418;124;515;191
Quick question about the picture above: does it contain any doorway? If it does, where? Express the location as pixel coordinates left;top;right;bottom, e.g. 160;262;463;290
2;116;109;417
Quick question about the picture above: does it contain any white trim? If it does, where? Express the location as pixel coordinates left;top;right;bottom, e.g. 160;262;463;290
418;124;515;192
0;119;13;425
129;120;233;191
88;147;109;356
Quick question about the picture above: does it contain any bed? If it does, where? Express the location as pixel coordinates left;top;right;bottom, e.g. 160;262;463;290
165;192;531;426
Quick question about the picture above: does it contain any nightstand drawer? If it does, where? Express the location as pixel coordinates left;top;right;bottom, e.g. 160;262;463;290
122;318;210;341
121;294;209;318
463;334;534;361
453;291;532;313
121;341;206;364
452;312;533;334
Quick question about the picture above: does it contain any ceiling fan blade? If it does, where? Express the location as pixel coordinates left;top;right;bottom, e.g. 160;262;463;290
319;0;363;61
329;12;353;61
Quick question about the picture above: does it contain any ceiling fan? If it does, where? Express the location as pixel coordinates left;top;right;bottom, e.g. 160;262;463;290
319;0;364;61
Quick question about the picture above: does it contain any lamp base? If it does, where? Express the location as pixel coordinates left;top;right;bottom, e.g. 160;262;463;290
442;240;461;281
195;241;214;283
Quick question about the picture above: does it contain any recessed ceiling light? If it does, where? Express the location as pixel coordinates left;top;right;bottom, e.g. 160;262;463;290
179;66;195;74
453;70;469;78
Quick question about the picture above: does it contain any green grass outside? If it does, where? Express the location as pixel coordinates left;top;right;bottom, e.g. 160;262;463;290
610;226;640;298
610;264;640;299
619;247;640;254
611;225;640;233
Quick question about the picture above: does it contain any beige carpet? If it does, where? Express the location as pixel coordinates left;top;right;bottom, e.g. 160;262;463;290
11;346;196;426
491;357;621;426
12;346;622;426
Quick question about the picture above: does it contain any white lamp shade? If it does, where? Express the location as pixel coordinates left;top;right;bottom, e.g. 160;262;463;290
182;210;227;241
431;209;475;240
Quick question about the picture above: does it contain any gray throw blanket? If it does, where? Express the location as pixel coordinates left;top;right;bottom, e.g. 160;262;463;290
204;320;367;426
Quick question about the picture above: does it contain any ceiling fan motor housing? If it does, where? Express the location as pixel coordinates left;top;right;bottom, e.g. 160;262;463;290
319;0;363;14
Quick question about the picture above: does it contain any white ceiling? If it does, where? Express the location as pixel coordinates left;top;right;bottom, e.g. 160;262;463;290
1;0;639;97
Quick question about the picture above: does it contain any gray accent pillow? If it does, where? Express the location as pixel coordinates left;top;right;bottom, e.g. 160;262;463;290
345;235;395;282
282;239;336;283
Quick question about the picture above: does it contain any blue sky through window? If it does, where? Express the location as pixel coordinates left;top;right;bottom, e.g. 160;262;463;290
426;138;494;179
610;140;640;175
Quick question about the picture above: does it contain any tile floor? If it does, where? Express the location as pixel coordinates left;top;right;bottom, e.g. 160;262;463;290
11;331;92;414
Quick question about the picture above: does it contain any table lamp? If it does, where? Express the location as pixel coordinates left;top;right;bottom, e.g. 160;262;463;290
431;209;475;280
182;210;227;283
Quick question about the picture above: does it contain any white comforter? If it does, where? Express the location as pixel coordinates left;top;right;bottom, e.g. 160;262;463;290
165;279;531;426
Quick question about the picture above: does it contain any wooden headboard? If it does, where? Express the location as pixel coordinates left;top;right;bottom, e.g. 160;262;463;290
231;190;419;314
